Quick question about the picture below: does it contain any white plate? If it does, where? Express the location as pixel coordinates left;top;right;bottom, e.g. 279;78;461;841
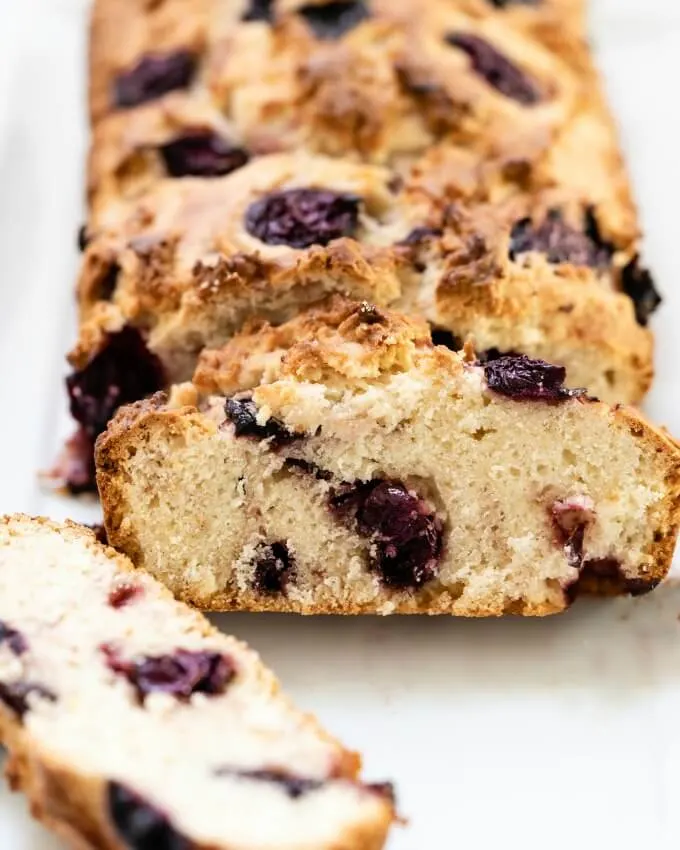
1;2;680;848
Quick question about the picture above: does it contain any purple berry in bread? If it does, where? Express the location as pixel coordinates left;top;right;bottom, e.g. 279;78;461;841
0;682;56;719
160;133;249;178
484;355;585;402
216;767;323;799
509;210;612;268
67;327;164;442
224;397;299;446
331;480;443;589
252;542;295;595
108;782;190;850
245;189;361;248
114;51;197;109
621;255;661;326
102;646;236;702
0;621;27;655
446;33;540;104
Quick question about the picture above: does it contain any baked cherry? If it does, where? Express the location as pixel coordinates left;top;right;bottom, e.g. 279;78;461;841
114;51;197;109
245;188;360;249
446;33;540;104
484;355;585;402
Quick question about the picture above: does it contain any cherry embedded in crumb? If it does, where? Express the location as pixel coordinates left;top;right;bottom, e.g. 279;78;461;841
0;621;27;655
108;782;190;850
567;557;662;601
224;397;298;447
0;682;56;719
330;479;443;589
108;582;143;609
215;767;323;799
445;33;540;104
551;498;594;569
102;645;236;702
245;188;361;249
252;542;295;595
114;51;197;109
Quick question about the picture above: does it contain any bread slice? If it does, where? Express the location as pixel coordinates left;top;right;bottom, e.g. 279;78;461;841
0;515;394;849
96;297;680;617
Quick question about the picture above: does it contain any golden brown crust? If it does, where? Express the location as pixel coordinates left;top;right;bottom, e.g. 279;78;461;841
73;145;653;404
0;515;394;849
194;295;433;393
74;0;654;418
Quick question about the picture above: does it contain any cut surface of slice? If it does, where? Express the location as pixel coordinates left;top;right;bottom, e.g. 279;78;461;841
0;514;394;849
96;298;680;617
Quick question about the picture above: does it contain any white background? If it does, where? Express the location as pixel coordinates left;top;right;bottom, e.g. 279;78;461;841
1;1;680;847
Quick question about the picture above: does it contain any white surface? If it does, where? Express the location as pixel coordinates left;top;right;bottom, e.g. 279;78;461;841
1;1;680;848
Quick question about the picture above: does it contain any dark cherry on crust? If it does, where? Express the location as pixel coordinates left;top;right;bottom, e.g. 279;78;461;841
298;1;370;40
0;682;56;719
329;479;443;589
114;51;197;109
484;355;585;402
159;132;250;178
620;255;661;326
215;766;323;799
224;397;298;448
244;188;361;249
108;782;190;850
509;209;613;269
445;33;541;105
102;645;236;702
66;327;165;443
242;0;274;22
0;621;27;655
